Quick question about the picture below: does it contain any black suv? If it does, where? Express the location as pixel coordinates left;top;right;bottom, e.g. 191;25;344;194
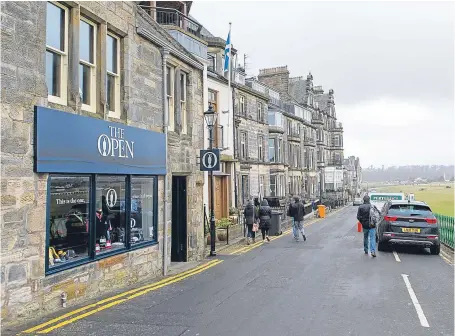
376;200;440;255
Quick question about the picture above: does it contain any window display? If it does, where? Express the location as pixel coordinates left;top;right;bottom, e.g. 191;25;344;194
130;177;156;244
46;174;158;273
95;175;127;253
49;176;90;267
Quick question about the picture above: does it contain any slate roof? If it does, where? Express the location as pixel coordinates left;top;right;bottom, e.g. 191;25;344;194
289;79;308;105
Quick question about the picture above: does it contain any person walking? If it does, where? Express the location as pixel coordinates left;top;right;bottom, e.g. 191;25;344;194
244;200;256;245
356;195;379;257
258;199;272;242
288;197;306;241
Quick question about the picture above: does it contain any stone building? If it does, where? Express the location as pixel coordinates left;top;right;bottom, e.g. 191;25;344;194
201;28;236;219
258;66;319;200
1;1;205;327
233;70;270;206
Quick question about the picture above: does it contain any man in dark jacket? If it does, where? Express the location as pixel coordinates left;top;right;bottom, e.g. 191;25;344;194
357;195;378;257
258;199;272;242
288;197;306;241
244;200;256;245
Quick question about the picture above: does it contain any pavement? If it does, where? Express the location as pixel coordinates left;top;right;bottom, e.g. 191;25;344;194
9;206;454;336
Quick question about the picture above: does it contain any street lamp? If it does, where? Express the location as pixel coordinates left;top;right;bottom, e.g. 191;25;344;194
204;103;217;257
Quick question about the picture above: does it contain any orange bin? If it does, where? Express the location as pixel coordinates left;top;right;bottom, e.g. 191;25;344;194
317;205;326;218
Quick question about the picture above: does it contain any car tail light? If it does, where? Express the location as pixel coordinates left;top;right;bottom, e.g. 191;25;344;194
384;216;397;222
427;235;438;240
425;218;437;224
383;233;395;237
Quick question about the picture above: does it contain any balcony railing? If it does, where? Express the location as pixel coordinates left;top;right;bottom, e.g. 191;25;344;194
327;160;343;166
312;117;324;125
141;6;203;38
304;137;316;146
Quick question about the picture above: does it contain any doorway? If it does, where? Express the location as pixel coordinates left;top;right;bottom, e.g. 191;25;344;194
171;176;187;262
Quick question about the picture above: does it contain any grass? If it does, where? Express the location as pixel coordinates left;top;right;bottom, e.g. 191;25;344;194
374;183;454;217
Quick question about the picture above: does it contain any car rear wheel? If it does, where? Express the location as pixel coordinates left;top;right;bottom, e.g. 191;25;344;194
430;245;440;255
378;241;388;252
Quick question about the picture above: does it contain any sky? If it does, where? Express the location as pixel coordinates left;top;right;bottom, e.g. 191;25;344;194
191;1;455;168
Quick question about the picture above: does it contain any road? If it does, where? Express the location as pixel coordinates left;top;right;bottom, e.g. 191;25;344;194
14;206;454;336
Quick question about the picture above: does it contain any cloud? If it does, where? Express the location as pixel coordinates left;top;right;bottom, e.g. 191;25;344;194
338;100;454;166
191;1;455;167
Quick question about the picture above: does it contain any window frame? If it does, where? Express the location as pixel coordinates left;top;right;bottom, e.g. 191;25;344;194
166;66;175;131
180;71;188;134
46;1;69;105
79;16;98;113
45;173;159;275
258;135;264;162
268;138;276;163
239;95;245;115
107;32;121;118
240;131;247;159
257;101;263;122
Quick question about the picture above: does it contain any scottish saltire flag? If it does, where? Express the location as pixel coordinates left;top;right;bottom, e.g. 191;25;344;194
224;29;231;72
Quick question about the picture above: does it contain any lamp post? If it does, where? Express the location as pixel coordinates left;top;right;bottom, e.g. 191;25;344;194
204;103;217;257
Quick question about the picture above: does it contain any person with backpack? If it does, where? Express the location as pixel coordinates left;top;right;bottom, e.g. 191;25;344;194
288;197;306;241
356;195;380;257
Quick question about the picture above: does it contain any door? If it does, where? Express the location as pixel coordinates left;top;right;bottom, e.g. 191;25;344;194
172;176;187;262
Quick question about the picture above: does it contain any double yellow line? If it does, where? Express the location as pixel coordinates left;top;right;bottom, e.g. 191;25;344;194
440;249;454;266
21;259;223;334
229;218;323;255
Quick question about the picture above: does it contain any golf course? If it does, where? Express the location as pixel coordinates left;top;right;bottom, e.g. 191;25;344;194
373;183;454;216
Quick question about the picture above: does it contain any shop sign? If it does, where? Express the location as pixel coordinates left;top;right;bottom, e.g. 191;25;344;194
34;106;166;175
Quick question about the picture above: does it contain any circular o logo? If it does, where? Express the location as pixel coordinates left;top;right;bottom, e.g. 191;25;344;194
98;134;111;157
202;152;218;169
106;189;117;208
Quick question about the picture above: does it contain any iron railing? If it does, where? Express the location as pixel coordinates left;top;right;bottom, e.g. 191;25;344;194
140;6;203;38
435;214;454;249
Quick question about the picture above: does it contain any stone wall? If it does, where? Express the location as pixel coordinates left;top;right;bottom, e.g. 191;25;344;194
0;1;204;327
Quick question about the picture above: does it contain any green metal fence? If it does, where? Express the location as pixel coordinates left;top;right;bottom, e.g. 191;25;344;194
435;214;454;249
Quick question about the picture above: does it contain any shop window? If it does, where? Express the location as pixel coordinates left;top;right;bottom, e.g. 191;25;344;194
46;1;68;105
107;33;121;118
79;17;97;112
95;175;127;253
131;177;157;244
48;176;90;268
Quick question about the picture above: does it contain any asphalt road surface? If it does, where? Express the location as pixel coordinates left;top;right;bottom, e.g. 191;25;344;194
13;206;454;336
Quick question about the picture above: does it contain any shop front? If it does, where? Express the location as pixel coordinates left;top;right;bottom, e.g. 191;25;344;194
35;106;166;274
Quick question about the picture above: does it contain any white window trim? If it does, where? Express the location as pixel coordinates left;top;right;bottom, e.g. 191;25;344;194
167;66;175;132
240;95;245;115
257;102;263;122
258;135;263;161
180;71;187;134
46;1;69;105
80;16;97;113
107;32;121;118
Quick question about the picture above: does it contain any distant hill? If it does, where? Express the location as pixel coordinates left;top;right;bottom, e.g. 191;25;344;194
362;165;454;183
